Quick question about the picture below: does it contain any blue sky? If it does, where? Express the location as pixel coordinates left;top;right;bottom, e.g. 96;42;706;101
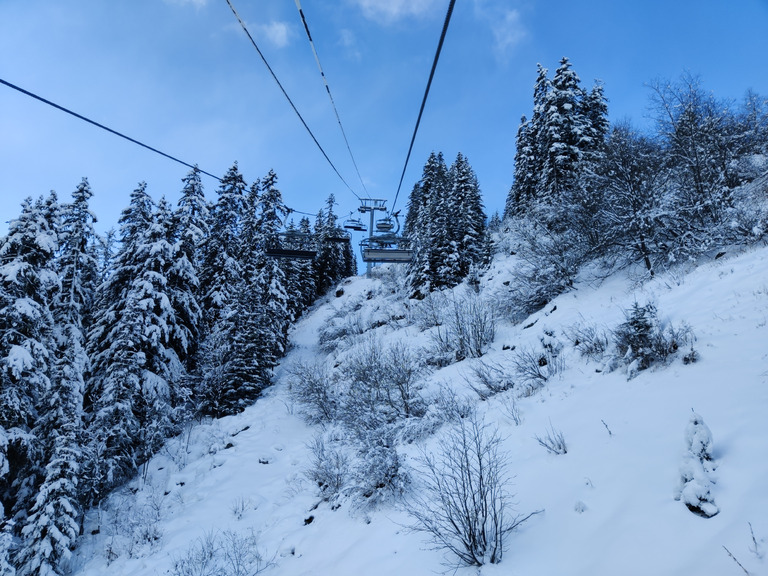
2;0;767;237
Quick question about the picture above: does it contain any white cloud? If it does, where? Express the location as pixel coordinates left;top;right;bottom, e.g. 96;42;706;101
473;0;527;58
350;0;441;24
491;9;526;55
257;20;293;49
338;28;362;61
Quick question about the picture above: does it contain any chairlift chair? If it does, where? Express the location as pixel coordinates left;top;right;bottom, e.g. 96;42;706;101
264;231;316;260
360;235;413;264
343;218;367;232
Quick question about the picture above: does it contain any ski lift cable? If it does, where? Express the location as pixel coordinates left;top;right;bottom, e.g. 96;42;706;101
294;0;370;200
389;0;456;216
224;0;361;201
0;77;222;182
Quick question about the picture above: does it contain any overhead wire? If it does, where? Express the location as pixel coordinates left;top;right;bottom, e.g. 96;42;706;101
294;0;370;199
224;0;361;201
0;77;222;182
390;0;456;216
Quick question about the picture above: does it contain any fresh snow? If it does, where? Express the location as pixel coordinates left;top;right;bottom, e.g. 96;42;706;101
71;246;768;576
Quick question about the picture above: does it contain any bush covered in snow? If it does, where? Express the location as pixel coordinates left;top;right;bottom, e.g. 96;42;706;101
611;302;696;378
675;413;719;518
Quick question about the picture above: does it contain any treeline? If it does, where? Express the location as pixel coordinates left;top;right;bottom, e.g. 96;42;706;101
504;57;768;295
0;162;354;575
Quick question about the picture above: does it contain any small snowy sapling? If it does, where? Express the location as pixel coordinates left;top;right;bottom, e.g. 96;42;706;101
675;412;719;518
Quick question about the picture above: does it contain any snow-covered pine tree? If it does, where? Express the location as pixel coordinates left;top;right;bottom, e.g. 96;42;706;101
85;183;182;498
297;216;319;308
17;321;82;576
84;293;143;503
199;162;247;330
313;194;352;296
280;218;315;323
16;179;99;576
0;194;59;529
406;152;450;296
195;163;247;416
252;170;291;371
538;57;588;222
450;152;487;280
505;64;550;219
675;412;719;517
172;167;208;374
216;178;267;413
505;116;534;218
131;196;187;448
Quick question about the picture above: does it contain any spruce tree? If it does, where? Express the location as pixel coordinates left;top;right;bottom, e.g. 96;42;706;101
0;195;59;526
173;168;208;374
17;180;98;575
406;152;450;296
196;163;247;416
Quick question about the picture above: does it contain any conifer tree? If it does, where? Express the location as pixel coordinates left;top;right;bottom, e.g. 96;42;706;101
0;194;59;525
314;194;351;295
172;168;208;374
450;152;486;279
17;180;98;575
196;163;247;416
86;183;182;497
252;170;290;369
405;151;450;296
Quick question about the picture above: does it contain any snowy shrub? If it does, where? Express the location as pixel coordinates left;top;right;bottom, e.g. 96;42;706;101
287;359;339;424
412;289;448;330
317;309;366;354
172;529;273;576
432;384;476;423
429;290;497;362
230;496;254;520
506;220;586;317
674;413;719;518
339;336;427;431
511;332;565;394
407;414;536;567
352;438;409;509
535;422;568;455
566;321;610;362
611;302;695;378
498;393;523;426
466;359;516;400
305;430;351;502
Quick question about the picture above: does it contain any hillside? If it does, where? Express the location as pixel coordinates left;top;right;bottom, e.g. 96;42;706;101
71;245;768;576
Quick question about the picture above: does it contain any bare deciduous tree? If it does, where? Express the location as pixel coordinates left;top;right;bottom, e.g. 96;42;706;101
407;415;539;567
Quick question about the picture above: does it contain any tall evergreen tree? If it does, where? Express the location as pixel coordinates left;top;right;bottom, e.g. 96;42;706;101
172;167;208;374
450;152;487;279
405;151;450;296
538;57;588;217
313;194;352;296
252;170;290;369
196;163;247;416
0;195;59;526
17;180;98;575
86;183;183;498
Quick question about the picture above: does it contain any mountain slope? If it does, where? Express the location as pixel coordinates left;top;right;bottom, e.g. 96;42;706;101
72;246;768;576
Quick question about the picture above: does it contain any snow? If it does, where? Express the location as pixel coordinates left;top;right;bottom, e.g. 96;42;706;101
70;246;768;576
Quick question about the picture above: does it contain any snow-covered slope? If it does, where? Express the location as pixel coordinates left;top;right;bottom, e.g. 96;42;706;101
71;246;768;576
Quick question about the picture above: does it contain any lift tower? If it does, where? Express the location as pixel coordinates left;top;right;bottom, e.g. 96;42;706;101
357;198;388;276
